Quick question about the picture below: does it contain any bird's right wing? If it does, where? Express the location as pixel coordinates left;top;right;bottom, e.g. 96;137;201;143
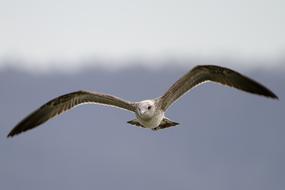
8;90;136;137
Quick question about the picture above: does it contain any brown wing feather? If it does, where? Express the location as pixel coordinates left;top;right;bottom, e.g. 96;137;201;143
8;90;136;137
159;65;278;111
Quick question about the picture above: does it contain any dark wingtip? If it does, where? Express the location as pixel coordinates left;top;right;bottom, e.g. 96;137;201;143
246;79;279;100
7;134;14;138
7;129;15;138
263;90;279;100
7;132;16;138
271;93;279;100
7;127;23;138
272;95;279;100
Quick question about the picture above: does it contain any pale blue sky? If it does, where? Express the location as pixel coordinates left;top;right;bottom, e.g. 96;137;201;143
0;0;284;70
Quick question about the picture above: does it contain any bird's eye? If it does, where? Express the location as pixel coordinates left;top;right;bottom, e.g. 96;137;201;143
147;106;152;110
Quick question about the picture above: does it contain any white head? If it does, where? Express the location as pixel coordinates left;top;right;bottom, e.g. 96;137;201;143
136;100;156;120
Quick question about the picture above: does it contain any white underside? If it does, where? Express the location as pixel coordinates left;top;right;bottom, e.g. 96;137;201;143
137;111;164;129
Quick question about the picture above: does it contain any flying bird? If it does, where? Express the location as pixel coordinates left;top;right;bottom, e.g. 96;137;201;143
7;65;278;137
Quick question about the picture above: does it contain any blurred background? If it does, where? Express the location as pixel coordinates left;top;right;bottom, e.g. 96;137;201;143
0;0;284;189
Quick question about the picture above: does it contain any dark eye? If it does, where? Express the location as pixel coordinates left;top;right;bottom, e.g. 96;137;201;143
147;106;152;110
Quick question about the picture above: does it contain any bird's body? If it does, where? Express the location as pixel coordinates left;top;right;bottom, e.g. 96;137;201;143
7;65;278;137
135;100;164;129
132;99;176;130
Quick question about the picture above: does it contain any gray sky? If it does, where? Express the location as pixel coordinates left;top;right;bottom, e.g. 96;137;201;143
0;67;284;190
0;0;285;71
1;2;284;188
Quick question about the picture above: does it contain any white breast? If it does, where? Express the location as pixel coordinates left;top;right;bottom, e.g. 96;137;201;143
137;111;164;129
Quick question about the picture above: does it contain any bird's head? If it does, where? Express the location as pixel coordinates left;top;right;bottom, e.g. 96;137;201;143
136;100;156;119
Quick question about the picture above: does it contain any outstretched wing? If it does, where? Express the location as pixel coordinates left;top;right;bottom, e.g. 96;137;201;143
8;90;136;137
158;65;278;111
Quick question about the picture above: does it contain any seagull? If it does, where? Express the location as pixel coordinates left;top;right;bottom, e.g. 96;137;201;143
7;65;278;137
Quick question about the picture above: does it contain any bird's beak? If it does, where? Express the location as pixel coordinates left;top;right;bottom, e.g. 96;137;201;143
140;110;145;115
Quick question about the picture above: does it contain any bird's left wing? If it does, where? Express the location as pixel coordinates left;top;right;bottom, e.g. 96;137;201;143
158;65;278;111
8;90;136;137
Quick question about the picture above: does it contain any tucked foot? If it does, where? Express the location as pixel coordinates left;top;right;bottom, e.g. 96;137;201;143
127;119;145;128
151;118;179;131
